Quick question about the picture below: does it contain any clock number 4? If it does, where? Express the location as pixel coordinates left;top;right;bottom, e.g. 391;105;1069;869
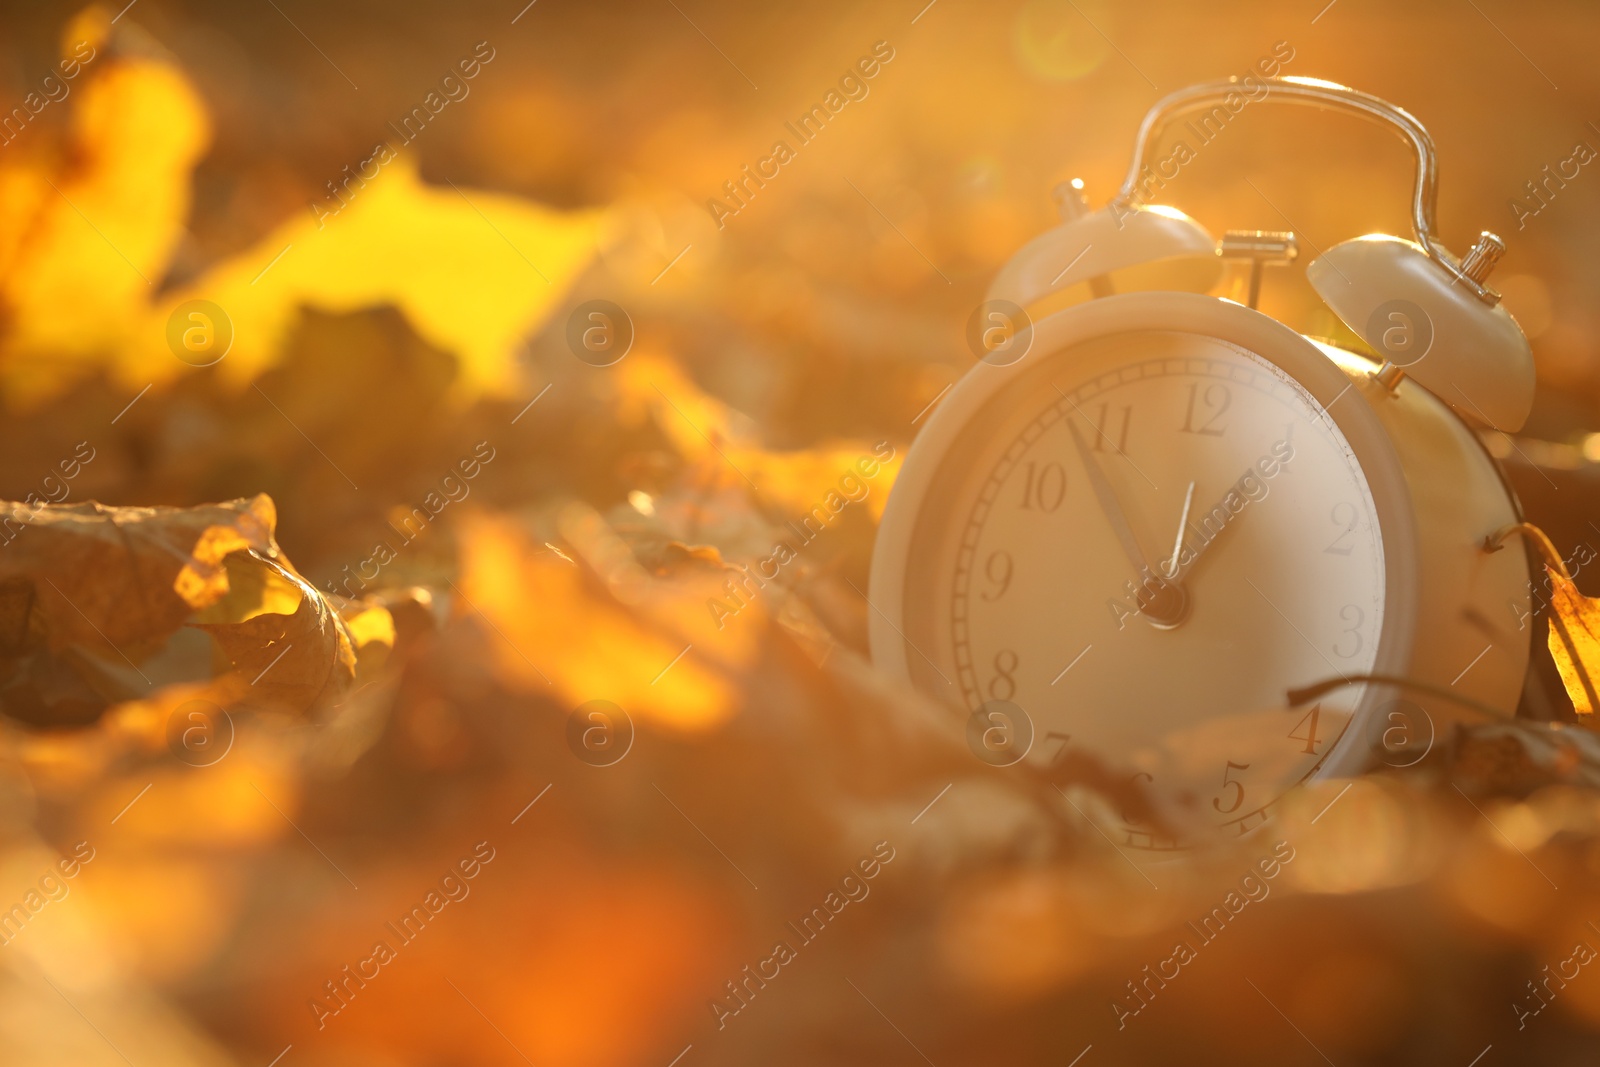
1180;383;1230;436
1212;760;1249;814
1289;703;1322;754
1019;461;1066;512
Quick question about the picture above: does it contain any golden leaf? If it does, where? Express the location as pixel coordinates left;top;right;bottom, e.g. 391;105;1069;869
1548;565;1600;720
456;507;761;731
0;18;606;405
1486;523;1600;726
0;36;210;404
134;156;607;399
618;350;901;520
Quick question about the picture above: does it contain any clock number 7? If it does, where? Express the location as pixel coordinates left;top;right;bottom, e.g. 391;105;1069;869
1212;760;1249;814
1043;731;1072;771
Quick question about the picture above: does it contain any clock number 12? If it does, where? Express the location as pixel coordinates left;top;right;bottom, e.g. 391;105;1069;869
1180;383;1231;436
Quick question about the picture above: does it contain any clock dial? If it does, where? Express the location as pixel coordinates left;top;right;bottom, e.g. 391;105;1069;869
911;330;1385;848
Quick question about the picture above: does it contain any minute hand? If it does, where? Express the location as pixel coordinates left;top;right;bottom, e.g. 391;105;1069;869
1066;419;1156;579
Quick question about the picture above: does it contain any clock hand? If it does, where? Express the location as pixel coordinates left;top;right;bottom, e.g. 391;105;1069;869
1168;466;1257;584
1066;419;1190;628
1066;418;1156;578
1163;480;1196;579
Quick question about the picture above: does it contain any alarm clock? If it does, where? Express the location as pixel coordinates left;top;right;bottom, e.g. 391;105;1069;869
868;77;1536;849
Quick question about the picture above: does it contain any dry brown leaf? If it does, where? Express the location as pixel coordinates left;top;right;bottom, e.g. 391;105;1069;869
190;551;355;713
0;494;352;724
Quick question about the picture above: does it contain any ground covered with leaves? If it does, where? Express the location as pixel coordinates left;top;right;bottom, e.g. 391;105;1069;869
5;3;1600;1066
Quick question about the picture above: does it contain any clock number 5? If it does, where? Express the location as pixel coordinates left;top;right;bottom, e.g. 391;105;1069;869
1212;761;1249;814
1179;383;1230;436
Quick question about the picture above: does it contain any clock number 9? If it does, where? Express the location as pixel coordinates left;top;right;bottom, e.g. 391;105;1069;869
1212;760;1250;814
981;550;1012;601
1334;604;1365;658
988;648;1018;701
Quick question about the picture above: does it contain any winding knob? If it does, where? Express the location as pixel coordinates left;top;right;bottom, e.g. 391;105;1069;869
1459;230;1506;285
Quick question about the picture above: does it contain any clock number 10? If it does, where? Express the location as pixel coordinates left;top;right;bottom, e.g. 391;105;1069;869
1019;461;1066;512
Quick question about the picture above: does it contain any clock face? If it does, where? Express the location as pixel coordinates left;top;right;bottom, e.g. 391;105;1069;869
895;329;1387;849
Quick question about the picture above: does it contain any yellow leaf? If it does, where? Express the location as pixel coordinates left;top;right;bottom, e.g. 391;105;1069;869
0;45;210;404
1548;565;1600;720
135;156;608;399
618;350;902;520
0;18;606;406
456;508;760;732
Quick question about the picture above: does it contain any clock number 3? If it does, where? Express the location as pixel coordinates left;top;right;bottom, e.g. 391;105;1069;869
1212;761;1250;814
1334;604;1365;658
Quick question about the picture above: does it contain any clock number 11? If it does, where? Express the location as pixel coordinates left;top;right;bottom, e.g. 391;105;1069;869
1091;402;1131;454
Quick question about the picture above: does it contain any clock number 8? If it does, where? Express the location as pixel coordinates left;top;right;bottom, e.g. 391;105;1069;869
988;649;1019;701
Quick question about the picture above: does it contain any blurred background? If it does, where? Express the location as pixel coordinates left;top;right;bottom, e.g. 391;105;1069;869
1;0;1600;1064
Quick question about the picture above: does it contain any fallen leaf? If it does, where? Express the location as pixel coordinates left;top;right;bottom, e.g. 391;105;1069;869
135;156;608;400
190;551;355;713
0;494;350;724
1548;564;1600;721
0;14;210;405
455;506;762;731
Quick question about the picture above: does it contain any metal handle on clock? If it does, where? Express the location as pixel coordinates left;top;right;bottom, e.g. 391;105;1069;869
1108;76;1492;298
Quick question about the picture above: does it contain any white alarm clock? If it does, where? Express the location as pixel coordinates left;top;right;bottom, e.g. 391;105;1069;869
869;77;1536;849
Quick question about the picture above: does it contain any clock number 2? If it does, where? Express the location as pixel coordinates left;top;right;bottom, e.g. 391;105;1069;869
1179;383;1230;436
1324;502;1358;556
1212;761;1249;814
